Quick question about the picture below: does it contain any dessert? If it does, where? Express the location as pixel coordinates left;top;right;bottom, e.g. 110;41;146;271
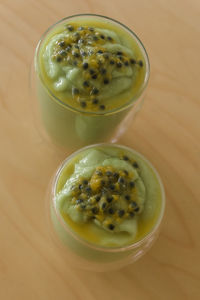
35;15;149;148
50;144;165;268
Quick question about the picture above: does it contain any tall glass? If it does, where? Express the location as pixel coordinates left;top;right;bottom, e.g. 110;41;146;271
32;14;150;151
46;144;165;272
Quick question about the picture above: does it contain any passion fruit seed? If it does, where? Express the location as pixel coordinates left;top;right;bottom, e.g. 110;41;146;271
58;40;65;47
83;80;90;87
107;196;113;203
130;58;136;64
91;87;99;95
129;181;135;188
72;87;79;95
118;209;125;217
91;207;99;214
103;78;109;84
68;165;141;226
52;24;141;109
99;104;105;110
138;60;143;67
66;24;74;31
123;155;129;161
82;62;89;69
80;101;87;108
108;224;115;230
133;162;139;168
92;98;99;105
108;207;115;214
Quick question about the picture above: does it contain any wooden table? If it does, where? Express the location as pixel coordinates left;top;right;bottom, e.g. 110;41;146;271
0;0;199;299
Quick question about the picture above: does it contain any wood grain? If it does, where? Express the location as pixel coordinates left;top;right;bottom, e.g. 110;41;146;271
0;0;199;299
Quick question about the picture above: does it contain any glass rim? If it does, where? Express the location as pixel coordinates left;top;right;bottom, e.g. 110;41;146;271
35;13;150;116
51;143;165;253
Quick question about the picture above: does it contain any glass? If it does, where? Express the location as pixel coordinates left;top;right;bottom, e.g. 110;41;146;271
46;144;165;272
31;14;150;151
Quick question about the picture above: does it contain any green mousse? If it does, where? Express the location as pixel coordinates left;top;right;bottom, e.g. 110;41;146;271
54;145;162;248
40;20;145;112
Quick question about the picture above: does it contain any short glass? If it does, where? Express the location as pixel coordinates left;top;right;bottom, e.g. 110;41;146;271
31;14;150;151
46;144;165;272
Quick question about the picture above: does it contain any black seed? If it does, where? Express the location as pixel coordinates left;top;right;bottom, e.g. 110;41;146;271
100;34;105;39
102;202;107;210
123;155;129;161
72;87;79;95
134;207;140;212
138;60;143;67
81;50;87;57
88;27;94;32
89;69;95;75
97;50;103;54
107;36;113;41
118;177;125;184
91;74;98;80
58;40;65;47
85;186;92;193
124;61;129;66
118;209;125;217
130;201;137;208
66;24;74;31
83;180;88;185
80;204;86;210
76;199;83;204
117;51;123;56
78;26;84;31
108;207;115;214
56;56;62;62
66;45;71;52
116;62;122;68
129;211;135;217
91;206;99;214
133;162;139;168
99;104;105;110
92;98;99;105
125;195;130;201
82;62;89;69
130;58;136;64
80;101;87;108
73;52;80;58
91;87;99;95
109;184;115;191
129;181;135;188
119;56;124;61
83;81;90;87
95;195;101;202
106;196;113;203
103;78;109;84
108;224;115;230
100;68;107;75
93;36;99;41
79;184;83;190
113;172;119;179
106;171;112;176
110;59;115;65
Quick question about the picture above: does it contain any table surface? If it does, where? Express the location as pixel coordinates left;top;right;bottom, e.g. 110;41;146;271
1;0;200;299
